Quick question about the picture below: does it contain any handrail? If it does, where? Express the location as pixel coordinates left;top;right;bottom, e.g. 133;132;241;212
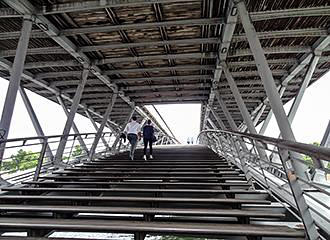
198;129;330;162
198;128;330;238
0;132;111;144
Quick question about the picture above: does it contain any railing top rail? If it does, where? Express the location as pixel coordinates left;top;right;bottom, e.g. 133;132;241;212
198;129;330;161
0;132;112;144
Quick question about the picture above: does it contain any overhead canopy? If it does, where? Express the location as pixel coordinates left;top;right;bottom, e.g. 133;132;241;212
0;0;329;130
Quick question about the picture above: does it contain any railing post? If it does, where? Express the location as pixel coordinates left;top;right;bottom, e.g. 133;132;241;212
33;138;49;181
54;67;90;164
89;93;118;160
0;17;32;162
235;1;320;238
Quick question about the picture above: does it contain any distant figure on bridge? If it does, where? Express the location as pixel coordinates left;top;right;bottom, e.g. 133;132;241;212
143;119;154;161
124;116;141;160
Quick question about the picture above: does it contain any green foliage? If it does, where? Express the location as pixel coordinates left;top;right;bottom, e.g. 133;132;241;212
1;149;39;173
72;145;82;157
302;142;330;169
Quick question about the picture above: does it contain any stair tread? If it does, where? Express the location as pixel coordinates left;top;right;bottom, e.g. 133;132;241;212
0;195;270;204
0;217;304;237
0;204;283;217
2;187;266;194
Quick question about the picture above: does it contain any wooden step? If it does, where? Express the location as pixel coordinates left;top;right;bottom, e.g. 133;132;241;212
0;204;284;218
53;170;241;176
0;195;270;207
23;181;251;189
67;167;238;171
40;175;246;181
2;187;266;195
0;218;305;238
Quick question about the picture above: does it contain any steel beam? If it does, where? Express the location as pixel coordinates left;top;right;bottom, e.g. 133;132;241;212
134;96;208;103
3;0;146;113
56;96;89;156
127;89;209;97
287;56;321;124
0;58;119;131
0;17;32;162
0;8;20;18
257;36;330;134
79;37;221;52
60;18;224;36
223;64;268;160
202;0;238;130
232;28;328;42
103;65;215;75
113;74;213;84
270;55;321;162
122;83;211;91
249;6;330;22
38;0;200;14
96;52;217;65
0;47;67;58
209;107;226;130
54;68;90;164
236;1;320;238
19;86;54;161
89;93;118;160
84;109;110;149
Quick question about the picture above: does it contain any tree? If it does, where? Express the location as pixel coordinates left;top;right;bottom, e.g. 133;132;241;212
1;149;40;172
303;142;330;169
72;145;82;157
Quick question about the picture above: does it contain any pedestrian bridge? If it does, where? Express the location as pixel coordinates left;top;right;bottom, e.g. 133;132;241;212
0;0;329;239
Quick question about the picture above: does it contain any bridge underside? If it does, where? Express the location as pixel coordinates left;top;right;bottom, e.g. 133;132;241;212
0;0;328;130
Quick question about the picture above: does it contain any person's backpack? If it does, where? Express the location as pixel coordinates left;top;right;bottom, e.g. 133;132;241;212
152;135;157;143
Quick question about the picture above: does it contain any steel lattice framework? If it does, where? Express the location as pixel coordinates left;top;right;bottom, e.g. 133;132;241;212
0;0;329;131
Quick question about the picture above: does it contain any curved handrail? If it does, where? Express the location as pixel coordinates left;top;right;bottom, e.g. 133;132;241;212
198;129;330;162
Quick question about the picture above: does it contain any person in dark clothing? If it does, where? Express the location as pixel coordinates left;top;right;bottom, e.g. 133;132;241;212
143;119;154;161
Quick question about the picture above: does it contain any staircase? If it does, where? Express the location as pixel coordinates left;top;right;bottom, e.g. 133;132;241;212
0;145;305;240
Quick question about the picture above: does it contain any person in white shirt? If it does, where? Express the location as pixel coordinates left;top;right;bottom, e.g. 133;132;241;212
124;116;141;160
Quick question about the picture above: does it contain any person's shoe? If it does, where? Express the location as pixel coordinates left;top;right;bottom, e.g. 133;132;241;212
143;155;147;161
150;155;153;159
130;155;134;161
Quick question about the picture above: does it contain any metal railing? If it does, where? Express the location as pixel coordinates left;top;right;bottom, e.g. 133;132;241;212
198;129;330;238
0;132;113;185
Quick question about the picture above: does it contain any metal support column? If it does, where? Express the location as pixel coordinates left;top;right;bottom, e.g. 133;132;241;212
0;17;32;162
214;91;237;131
54;67;89;164
214;90;252;181
111;107;136;152
235;1;319;238
19;87;54;161
56;96;89;155
209;106;226;130
207;118;218;130
89;93;118;160
84;109;110;149
259;87;286;135
223;64;268;161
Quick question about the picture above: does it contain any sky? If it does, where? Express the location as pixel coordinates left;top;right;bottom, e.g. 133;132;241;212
0;70;329;146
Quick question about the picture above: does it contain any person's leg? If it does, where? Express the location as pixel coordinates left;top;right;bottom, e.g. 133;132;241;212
149;139;153;156
143;138;148;156
127;135;133;158
131;135;138;160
